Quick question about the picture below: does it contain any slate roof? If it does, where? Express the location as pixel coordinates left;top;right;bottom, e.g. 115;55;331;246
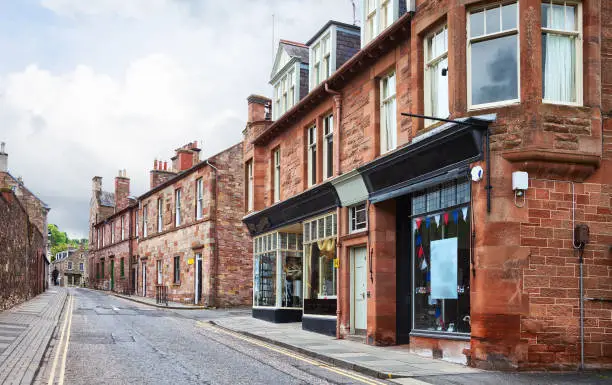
99;191;115;207
281;40;309;64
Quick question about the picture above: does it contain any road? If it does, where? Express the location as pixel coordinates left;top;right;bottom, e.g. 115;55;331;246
34;288;393;385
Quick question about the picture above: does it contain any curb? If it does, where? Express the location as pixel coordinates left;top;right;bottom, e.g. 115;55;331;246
110;293;209;310
208;320;403;380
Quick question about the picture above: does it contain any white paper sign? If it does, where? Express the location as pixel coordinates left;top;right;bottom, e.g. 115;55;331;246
430;237;458;300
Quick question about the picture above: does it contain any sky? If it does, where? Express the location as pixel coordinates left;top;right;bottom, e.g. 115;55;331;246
0;0;360;239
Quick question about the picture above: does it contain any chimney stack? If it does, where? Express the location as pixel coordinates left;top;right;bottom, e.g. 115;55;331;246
172;141;201;172
92;176;102;193
247;95;272;123
115;169;130;211
0;142;7;173
150;159;175;189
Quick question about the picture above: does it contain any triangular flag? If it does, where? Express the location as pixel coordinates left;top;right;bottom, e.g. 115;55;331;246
425;217;431;228
453;210;459;223
420;258;428;271
415;234;422;246
434;215;440;226
435;307;441;318
418;245;424;258
443;212;449;225
462;207;468;220
415;218;422;230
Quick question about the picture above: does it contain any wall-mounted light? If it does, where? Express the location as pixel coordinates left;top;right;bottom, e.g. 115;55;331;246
512;171;528;207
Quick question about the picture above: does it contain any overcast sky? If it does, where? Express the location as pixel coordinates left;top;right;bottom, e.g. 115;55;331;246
0;0;360;239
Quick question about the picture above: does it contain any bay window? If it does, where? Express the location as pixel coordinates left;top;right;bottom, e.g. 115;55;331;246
323;114;333;179
307;125;317;187
412;180;471;335
380;71;397;154
468;2;519;108
425;25;449;124
542;0;581;104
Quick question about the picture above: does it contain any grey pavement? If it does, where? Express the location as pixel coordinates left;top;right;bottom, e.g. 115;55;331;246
0;287;67;385
111;292;208;309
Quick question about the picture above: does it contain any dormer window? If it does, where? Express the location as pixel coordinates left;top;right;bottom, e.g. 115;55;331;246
270;40;308;120
362;0;404;47
311;34;331;88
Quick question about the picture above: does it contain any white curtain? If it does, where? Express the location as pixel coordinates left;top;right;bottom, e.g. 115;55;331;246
431;57;449;118
384;97;396;151
543;34;575;102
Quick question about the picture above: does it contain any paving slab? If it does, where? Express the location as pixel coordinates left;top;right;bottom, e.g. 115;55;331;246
110;292;208;309
0;288;67;385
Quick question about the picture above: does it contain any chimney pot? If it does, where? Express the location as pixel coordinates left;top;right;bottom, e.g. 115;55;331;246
154;159;158;170
0;142;5;153
164;161;168;171
193;140;198;148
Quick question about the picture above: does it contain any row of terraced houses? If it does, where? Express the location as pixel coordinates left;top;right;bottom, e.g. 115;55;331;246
88;0;612;371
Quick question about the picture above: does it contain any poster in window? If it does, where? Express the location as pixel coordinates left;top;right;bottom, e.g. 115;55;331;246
430;237;458;299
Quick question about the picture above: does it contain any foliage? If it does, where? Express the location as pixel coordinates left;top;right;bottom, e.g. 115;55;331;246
47;224;89;261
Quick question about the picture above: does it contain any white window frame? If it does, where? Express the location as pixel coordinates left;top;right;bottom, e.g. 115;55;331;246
121;215;125;241
247;160;254;211
349;203;368;233
97;228;100;249
365;0;378;44
288;69;295;110
273;148;281;203
424;25;449;126
322;114;334;180
274;84;281;119
362;0;399;46
312;42;321;87
467;2;520;110
102;226;105;247
111;221;115;244
541;0;583;106
380;71;397;154
157;260;162;285
303;212;338;299
157;198;163;232
307;125;317;187
175;189;181;226
196;178;204;220
135;209;139;238
143;204;148;238
322;34;331;80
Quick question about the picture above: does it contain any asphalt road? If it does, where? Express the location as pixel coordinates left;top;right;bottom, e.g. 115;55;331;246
34;288;392;385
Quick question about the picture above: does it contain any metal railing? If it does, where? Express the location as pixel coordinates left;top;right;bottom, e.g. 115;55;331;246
155;285;168;306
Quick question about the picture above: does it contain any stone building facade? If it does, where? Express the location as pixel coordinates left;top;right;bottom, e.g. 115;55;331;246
51;247;88;287
244;0;611;371
0;142;49;310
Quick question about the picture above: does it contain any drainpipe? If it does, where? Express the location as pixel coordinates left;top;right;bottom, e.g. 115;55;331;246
206;160;219;308
325;83;342;176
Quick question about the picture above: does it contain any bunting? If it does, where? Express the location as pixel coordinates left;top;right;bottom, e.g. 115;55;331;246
443;212;449;225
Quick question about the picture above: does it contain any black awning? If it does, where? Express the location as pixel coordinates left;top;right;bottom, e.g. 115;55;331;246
243;182;339;236
358;118;489;203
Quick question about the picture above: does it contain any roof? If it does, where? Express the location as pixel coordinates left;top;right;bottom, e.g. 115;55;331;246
306;20;360;46
99;191;115;207
1;172;50;209
270;40;309;82
255;12;413;146
280;40;309;63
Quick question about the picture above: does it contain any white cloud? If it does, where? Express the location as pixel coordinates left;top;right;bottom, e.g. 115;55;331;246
0;0;358;237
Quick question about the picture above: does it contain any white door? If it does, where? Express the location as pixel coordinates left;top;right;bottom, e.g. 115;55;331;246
142;262;147;296
352;247;368;332
194;254;202;304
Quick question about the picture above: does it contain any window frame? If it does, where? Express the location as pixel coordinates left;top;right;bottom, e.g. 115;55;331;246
121;215;125;241
143;204;148;238
380;71;397;154
349;202;368;233
424;25;450;126
322;114;334;180
135;208;139;238
156;260;162;285
541;0;583;106
246;160;254;211
303;212;338;300
120;257;125;277
67;261;73;270
111;221;115;244
173;256;180;284
273;148;281;203
175;189;182;226
196;178;204;220
307;125;317;187
467;1;521;110
157;197;163;233
79;262;84;272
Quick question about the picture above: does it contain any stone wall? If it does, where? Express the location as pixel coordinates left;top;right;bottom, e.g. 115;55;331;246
0;189;46;310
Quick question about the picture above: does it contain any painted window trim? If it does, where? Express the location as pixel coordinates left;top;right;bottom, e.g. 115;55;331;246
380;70;398;154
322;114;334;180
424;24;449;127
361;0;400;47
349;202;368;234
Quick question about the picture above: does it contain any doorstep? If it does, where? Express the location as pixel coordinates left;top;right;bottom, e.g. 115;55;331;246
209;316;480;380
110;292;208;310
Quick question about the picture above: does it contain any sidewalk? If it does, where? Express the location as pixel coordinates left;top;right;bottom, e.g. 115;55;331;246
111;292;208;309
0;287;67;385
210;316;479;379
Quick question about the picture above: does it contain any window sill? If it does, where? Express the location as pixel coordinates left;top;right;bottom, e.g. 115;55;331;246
468;99;520;111
542;99;583;108
410;330;470;341
172;282;181;286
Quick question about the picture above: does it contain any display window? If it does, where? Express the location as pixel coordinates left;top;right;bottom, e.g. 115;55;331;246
412;180;471;335
253;231;303;308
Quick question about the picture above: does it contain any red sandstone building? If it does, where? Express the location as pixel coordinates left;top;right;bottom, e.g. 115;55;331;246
244;0;611;370
89;142;251;307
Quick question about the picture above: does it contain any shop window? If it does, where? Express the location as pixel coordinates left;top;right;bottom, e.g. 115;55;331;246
380;71;397;153
542;0;581;104
424;25;449;125
468;2;519;108
303;213;338;303
349;203;367;233
322;114;334;179
253;231;303;308
412;179;471;335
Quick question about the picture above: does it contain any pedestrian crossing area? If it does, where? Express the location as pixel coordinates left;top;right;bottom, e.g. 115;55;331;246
0;322;28;354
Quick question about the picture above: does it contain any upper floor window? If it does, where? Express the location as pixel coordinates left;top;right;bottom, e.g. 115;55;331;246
380;71;397;154
97;228;100;248
121;215;125;241
79;262;84;272
288;69;295;106
135;209;139;238
175;189;182;226
365;0;378;44
102;226;105;247
381;0;393;30
425;26;449;124
323;114;334;179
363;0;398;46
157;198;163;232
349;203;368;233
110;222;115;244
274;84;281;118
143;204;148;238
67;261;73;270
196;178;204;220
273;69;297;119
246;160;254;211
307;125;317;187
157;260;162;285
468;2;519;108
542;0;581;104
311;34;331;88
273;148;281;203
